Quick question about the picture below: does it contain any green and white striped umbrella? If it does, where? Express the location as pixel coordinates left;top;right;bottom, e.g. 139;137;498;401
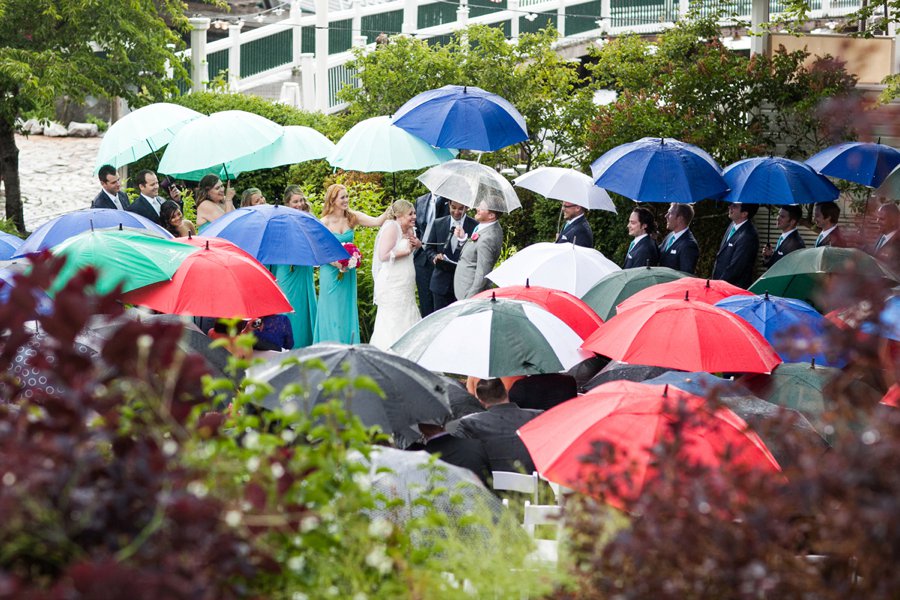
391;297;592;379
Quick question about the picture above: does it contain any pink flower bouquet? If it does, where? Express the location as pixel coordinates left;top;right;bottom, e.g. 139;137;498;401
336;242;363;280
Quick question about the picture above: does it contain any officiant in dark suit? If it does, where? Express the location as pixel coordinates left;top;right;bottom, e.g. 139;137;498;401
425;200;477;311
555;203;593;247
91;164;130;211
414;192;449;316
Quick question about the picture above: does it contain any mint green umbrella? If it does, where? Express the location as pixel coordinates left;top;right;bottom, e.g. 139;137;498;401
93;103;203;173
581;266;693;320
170;125;336;182
50;229;198;294
328;116;457;173
157;110;283;179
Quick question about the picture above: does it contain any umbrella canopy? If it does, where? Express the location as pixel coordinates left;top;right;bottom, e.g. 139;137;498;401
417;160;521;213
14;209;172;258
391;297;593;379
581;266;692;321
158;110;284;178
513;167;616;212
582;360;674;392
391;85;528;152
49;229;197;294
806;141;900;188
714;293;839;366
517;381;781;508
0;267;53;316
590;137;728;203
473;284;604;340
582;297;782;374
722;156;839;205
121;239;291;318
882;383;900;408
873;164;900;199
93;102;203;172
200;205;350;266
748;247;898;305
486;242;620;297
328;116;456;173
616;277;754;314
245;343;451;437
866;294;900;341
0;232;22;260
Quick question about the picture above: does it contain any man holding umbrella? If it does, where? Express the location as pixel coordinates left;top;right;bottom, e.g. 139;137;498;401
414;192;449;316
555;203;593;247
454;201;503;300
713;202;759;288
426;200;477;311
763;205;805;268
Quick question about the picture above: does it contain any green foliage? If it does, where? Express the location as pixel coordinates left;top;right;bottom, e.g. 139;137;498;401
0;217;22;237
84;114;108;133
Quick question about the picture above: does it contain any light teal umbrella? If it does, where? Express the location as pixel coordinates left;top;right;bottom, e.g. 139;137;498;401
93;103;203;173
328;116;457;173
171;125;336;182
157;110;283;179
50;229;198;295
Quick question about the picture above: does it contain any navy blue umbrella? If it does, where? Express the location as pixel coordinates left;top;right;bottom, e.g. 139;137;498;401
391;85;528;152
714;293;842;367
0;232;23;260
722;157;839;205
590;137;728;203
14;208;172;258
805;141;900;188
201;205;350;266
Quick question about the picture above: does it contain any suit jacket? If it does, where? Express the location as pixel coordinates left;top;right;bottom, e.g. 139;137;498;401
555;216;593;248
454;403;542;473
418;433;492;485
712;221;759;289
623;235;660;269
126;195;164;223
454;222;503;300
764;229;805;268
426;214;478;296
658;229;700;274
413;193;449;268
815;226;847;248
873;232;900;266
91;190;130;211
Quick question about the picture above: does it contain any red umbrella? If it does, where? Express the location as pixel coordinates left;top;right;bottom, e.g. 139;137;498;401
473;284;603;339
122;240;291;318
582;297;782;373
882;383;900;408
617;278;754;314
177;234;256;257
518;381;781;509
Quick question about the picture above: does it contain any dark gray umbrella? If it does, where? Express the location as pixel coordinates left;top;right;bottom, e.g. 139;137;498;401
245;343;452;437
582;360;674;392
442;375;483;419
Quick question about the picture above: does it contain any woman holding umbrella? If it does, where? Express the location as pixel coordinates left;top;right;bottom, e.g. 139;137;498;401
196;174;236;229
313;183;388;344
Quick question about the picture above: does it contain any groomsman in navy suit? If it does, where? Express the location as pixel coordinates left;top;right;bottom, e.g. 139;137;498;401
623;207;660;268
425;200;477;311
763;205;805;268
555;203;593;247
872;201;900;264
813;201;847;248
414;192;449;316
91;164;130;210
713;202;760;288
658;203;700;274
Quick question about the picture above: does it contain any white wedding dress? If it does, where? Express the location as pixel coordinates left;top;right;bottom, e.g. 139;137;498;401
369;220;421;350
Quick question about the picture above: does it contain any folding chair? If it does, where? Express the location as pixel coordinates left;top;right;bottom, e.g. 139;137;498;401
523;501;564;563
491;470;539;505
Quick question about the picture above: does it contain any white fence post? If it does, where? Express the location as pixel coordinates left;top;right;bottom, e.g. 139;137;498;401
291;0;303;65
457;0;470;46
315;0;330;111
557;0;566;37
403;0;418;33
510;0;520;40
227;21;244;91
750;0;769;57
300;53;317;110
820;0;832;15
188;17;211;92
353;0;363;39
678;0;689;19
601;0;612;32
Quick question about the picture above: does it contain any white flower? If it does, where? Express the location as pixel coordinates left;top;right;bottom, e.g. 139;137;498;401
368;518;393;539
224;510;242;527
245;456;260;473
287;555;305;572
365;544;393;575
300;515;321;532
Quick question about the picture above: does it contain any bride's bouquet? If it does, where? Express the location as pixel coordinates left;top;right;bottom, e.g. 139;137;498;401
336;242;363;280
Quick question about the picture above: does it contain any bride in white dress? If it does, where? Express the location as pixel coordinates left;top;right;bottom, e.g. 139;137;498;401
369;199;422;350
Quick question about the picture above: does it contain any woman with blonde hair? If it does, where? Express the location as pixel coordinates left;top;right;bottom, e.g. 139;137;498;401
313;183;388;344
369;199;422;349
195;174;236;229
240;187;266;207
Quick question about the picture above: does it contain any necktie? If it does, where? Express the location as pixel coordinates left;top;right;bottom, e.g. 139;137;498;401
875;235;887;251
815;232;824;247
422;196;436;245
110;194;122;210
726;224;736;240
663;235;674;252
775;235;784;251
628;239;636;252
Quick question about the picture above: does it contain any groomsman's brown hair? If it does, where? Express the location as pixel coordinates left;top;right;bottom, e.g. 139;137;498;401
475;378;508;406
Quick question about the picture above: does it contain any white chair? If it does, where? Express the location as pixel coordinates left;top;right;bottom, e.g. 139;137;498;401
491;470;539;504
523;501;563;564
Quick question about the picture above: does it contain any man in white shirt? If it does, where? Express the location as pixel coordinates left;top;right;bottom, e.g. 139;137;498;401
813;201;846;248
91;165;130;210
555;203;593;247
126;170;168;223
426;200;478;310
658;203;700;274
712;202;759;288
872;201;900;264
763;205;805;268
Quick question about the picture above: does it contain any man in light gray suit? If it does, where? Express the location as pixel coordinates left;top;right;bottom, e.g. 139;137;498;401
453;200;503;300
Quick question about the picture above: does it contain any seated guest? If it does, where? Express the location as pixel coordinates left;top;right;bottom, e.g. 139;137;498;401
408;420;492;486
454;378;542;474
159;199;196;238
623;207;660;268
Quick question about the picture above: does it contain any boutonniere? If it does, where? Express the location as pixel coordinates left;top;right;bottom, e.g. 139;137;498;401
471;233;480;242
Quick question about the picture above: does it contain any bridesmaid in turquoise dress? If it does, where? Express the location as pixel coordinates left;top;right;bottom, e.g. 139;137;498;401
313;183;387;344
270;185;318;348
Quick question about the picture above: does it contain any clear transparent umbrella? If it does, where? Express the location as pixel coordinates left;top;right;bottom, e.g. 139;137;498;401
418;159;521;213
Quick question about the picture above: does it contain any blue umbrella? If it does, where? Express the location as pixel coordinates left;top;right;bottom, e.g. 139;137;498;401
590;137;728;203
201;205;350;266
722;157;839;205
714;293;842;367
14;209;173;258
0;232;23;260
805;141;900;188
0;268;53;316
391;85;528;152
860;294;900;341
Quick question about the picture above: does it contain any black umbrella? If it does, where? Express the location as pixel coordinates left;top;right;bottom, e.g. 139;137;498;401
442;375;483;419
582;360;674;392
245;343;452;437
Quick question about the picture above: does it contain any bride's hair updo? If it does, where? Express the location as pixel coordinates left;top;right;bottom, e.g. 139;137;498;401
387;199;414;220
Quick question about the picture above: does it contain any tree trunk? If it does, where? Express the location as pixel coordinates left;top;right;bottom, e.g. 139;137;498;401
0;119;25;234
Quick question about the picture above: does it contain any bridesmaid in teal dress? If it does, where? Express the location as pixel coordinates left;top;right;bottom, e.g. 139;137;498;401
270;185;318;348
313;183;387;344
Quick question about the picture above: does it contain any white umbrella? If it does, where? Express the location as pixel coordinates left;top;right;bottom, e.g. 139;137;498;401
328;116;456;172
513;167;616;212
487;242;621;297
391;297;592;379
417;159;521;213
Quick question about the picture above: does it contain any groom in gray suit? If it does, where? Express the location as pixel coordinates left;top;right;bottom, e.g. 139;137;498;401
454;200;503;300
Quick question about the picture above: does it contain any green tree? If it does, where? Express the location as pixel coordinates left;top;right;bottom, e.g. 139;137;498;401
0;0;201;232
